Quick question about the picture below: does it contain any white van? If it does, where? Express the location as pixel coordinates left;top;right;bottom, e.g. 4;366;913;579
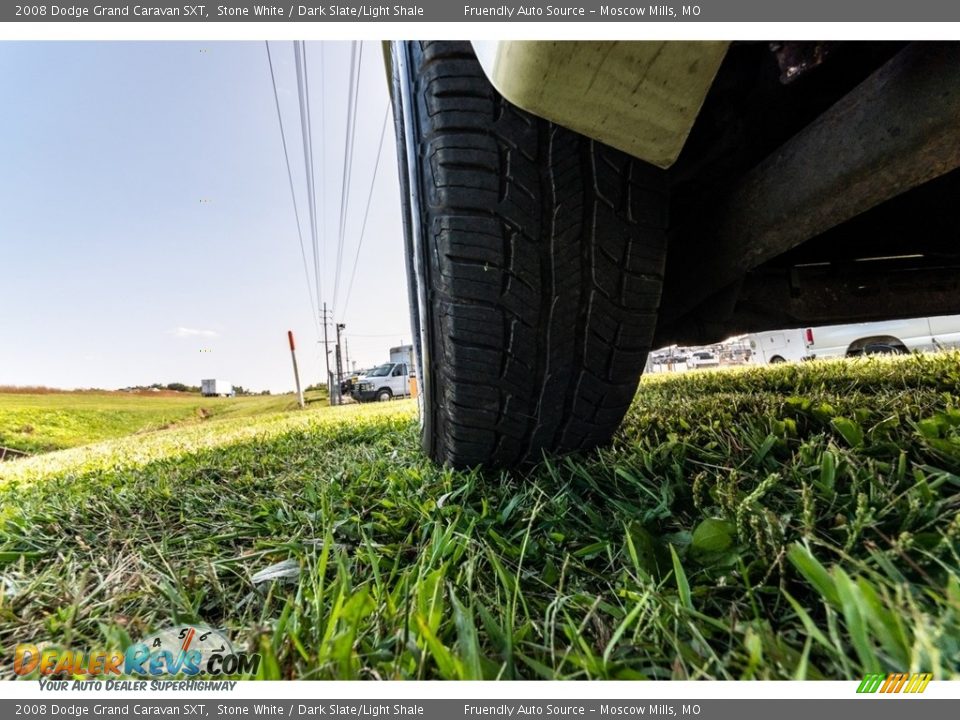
748;330;809;364
354;362;412;402
750;314;960;365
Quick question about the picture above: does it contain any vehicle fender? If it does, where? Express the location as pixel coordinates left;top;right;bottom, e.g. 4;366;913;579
470;40;729;168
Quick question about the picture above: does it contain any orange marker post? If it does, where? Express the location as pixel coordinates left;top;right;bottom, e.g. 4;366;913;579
288;330;305;409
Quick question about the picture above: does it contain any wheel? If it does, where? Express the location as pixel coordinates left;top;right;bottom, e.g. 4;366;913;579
377;389;393;402
390;41;668;469
769;355;786;364
847;337;910;357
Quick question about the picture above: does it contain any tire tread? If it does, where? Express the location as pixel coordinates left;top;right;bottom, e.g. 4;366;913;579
407;41;667;467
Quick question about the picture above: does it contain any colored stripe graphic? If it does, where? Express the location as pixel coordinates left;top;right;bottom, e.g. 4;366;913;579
858;672;932;694
857;673;886;693
908;673;933;693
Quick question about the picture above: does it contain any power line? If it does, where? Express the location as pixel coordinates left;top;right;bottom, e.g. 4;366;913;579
332;40;364;311
317;44;327;317
264;40;320;339
345;332;409;339
341;103;390;320
293;41;322;319
303;42;324;318
332;41;359;311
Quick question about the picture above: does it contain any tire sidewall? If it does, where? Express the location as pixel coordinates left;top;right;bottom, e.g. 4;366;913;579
391;41;435;457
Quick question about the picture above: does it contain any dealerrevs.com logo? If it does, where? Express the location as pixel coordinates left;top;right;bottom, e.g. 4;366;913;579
14;625;262;678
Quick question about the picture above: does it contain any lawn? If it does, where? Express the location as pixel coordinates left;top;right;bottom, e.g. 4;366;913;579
0;390;322;455
1;355;958;680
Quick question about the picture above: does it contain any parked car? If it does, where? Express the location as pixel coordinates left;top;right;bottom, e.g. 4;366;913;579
651;352;688;366
340;373;360;397
387;40;960;467
687;351;720;369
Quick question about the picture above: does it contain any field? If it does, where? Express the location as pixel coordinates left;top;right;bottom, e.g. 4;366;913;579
0;390;321;455
1;355;958;680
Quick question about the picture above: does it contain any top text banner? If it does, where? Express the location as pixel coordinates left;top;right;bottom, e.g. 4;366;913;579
6;0;960;22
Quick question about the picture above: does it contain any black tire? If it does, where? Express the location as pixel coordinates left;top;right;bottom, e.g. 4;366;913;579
377;389;393;402
769;355;787;364
391;41;668;469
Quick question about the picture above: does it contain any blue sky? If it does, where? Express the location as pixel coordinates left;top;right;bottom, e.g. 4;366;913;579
0;41;409;392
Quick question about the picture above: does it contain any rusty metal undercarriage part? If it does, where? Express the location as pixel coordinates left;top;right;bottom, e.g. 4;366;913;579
770;41;835;83
660;259;960;346
657;42;960;346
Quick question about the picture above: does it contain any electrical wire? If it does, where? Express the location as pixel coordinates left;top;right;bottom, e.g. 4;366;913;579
345;332;409;339
265;40;320;339
302;42;324;319
332;41;364;311
293;41;322;320
317;44;327;321
341;103;390;320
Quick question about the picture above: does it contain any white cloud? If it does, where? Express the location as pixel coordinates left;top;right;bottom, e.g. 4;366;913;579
169;327;219;338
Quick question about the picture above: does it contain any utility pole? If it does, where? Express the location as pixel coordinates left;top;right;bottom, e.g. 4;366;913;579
335;323;346;406
321;302;332;405
288;330;305;409
344;338;350;380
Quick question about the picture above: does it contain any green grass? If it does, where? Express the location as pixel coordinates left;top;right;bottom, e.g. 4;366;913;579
0;390;323;455
1;354;958;680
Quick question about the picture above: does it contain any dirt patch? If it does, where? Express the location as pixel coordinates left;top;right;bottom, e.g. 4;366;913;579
0;446;30;461
127;389;194;397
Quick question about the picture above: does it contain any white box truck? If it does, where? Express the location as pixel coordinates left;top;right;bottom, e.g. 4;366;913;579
354;346;416;403
201;379;234;397
389;344;414;367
